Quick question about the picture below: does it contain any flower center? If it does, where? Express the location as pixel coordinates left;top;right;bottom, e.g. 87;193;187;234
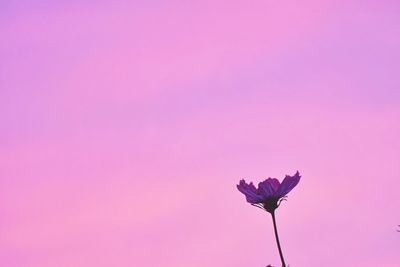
262;197;279;213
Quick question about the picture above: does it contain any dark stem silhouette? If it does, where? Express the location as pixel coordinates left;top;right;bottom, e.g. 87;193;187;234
271;211;286;267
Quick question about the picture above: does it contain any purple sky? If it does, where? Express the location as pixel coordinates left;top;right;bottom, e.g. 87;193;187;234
1;1;399;266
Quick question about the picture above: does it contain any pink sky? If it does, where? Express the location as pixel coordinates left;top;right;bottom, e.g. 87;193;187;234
1;1;399;266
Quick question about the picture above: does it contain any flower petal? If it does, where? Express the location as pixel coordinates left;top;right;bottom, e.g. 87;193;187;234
275;171;301;197
258;178;280;197
269;178;280;192
237;179;263;204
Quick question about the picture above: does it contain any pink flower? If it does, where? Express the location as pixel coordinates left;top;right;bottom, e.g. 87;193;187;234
237;171;301;213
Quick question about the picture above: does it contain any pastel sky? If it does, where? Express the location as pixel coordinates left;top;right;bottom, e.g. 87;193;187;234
1;1;399;266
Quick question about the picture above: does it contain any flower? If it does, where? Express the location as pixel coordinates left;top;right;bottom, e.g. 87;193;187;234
237;171;301;213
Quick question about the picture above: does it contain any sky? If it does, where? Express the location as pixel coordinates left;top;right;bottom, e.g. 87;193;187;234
1;1;399;266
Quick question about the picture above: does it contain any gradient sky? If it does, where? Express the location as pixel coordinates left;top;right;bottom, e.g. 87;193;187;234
1;1;399;267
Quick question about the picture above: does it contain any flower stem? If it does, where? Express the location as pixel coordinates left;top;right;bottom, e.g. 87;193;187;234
271;211;286;267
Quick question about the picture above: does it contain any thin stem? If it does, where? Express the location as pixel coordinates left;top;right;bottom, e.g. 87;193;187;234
271;211;286;267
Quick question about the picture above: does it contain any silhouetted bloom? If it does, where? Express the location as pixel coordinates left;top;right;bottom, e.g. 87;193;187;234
237;171;301;213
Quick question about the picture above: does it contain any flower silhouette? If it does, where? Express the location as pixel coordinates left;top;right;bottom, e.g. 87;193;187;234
237;171;301;213
236;171;301;267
